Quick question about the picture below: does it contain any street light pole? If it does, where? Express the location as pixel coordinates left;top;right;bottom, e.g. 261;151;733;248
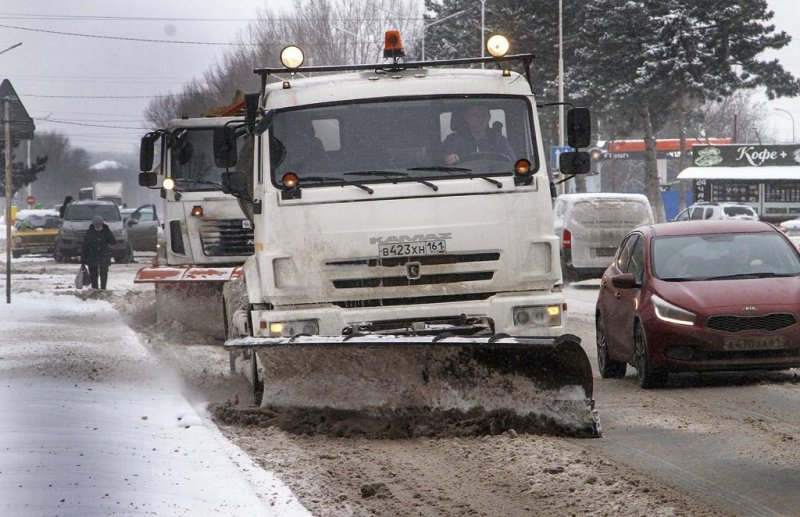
332;26;359;64
480;0;487;68
773;107;795;143
422;10;467;61
558;0;564;148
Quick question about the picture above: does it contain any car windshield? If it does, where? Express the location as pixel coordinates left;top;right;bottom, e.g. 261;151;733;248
653;232;800;280
15;215;60;230
64;204;121;222
269;96;537;187
169;127;229;191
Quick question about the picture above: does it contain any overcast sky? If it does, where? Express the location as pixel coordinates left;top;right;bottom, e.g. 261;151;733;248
2;0;799;158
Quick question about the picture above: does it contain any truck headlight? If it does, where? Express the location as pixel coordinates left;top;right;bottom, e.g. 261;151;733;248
14;237;22;245
513;304;562;327
263;319;319;337
652;294;696;326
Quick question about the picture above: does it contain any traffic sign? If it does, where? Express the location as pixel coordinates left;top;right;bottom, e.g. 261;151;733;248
25;195;35;206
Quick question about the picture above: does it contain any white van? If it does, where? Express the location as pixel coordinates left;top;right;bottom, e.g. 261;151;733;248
553;193;655;281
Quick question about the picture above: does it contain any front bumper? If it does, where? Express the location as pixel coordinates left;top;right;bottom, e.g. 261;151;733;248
641;310;800;372
249;291;567;338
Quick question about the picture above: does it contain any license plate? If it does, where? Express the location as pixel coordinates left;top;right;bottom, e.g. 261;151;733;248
723;336;785;351
379;240;446;258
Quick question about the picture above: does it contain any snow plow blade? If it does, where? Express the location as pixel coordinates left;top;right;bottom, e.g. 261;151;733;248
224;334;600;438
134;266;243;339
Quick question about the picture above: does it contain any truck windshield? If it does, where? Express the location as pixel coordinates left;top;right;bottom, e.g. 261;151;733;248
269;96;537;187
169;128;229;191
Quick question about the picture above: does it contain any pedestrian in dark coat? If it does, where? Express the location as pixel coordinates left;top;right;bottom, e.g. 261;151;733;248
81;215;116;289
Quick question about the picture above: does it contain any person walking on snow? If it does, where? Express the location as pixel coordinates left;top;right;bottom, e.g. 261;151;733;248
81;215;115;289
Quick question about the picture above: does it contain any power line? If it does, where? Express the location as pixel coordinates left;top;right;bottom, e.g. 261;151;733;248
25;93;177;99
34;118;146;130
0;23;257;45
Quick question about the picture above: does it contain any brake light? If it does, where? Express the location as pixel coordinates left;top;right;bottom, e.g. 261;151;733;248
562;229;572;249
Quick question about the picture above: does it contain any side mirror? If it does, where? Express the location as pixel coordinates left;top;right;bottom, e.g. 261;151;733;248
139;132;158;172
611;273;638;289
566;107;591;149
221;170;248;196
559;151;591;175
138;171;158;187
213;127;238;168
244;92;260;129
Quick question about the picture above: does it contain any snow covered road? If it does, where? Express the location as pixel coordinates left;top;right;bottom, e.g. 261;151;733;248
0;290;309;516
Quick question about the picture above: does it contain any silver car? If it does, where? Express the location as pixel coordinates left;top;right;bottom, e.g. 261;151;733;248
54;200;133;263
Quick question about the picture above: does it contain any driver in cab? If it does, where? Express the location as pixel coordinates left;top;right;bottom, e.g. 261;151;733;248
441;104;514;165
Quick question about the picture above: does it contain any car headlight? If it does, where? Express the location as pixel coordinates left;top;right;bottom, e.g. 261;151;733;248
652;294;696;326
513;304;563;327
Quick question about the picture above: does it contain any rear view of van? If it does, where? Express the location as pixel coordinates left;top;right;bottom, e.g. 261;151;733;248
554;193;654;281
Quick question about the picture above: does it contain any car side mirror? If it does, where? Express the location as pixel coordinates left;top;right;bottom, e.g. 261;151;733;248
611;273;638;289
221;170;248;196
138;171;158;187
139;132;159;172
566;107;591;149
559;151;591;175
213;127;238;168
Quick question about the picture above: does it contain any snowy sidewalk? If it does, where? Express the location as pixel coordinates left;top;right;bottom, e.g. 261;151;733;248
0;292;310;516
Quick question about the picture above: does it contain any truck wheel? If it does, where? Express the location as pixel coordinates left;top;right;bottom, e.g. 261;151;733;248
12;249;22;258
53;249;67;263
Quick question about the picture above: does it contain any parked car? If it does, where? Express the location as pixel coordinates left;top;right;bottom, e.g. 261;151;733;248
10;209;61;258
595;220;800;388
125;204;162;252
554;193;654;281
672;202;759;222
53;200;133;263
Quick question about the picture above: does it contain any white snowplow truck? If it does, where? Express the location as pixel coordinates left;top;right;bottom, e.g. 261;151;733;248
217;33;599;437
136;115;254;338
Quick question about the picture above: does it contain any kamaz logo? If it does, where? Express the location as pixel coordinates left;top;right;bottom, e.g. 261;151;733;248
369;233;452;245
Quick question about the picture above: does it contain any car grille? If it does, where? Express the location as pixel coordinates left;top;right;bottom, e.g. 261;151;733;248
199;219;254;257
706;313;798;333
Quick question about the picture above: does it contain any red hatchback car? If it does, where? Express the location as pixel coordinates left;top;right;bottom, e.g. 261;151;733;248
595;220;800;388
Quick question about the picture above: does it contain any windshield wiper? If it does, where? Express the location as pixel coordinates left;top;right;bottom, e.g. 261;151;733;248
294;176;374;194
174;178;224;189
704;272;792;280
407;166;503;188
344;170;438;191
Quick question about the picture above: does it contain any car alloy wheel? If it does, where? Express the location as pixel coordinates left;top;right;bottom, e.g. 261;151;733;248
634;322;667;389
596;312;626;379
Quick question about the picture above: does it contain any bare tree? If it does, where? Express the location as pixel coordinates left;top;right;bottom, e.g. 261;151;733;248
144;0;421;127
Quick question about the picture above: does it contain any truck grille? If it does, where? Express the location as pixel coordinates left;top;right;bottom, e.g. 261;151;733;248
324;252;500;308
199;219;254;257
706;313;797;333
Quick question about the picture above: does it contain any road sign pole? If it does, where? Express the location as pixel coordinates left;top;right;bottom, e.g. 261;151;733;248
5;97;12;303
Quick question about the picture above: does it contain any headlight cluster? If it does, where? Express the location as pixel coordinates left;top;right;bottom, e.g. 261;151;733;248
262;319;319;337
513;304;562;327
652;294;696;326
